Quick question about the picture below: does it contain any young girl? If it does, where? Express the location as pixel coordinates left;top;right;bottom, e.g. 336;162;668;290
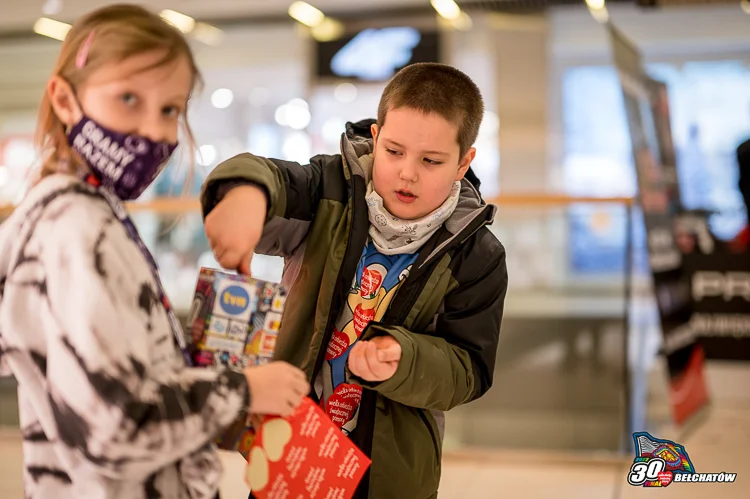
0;5;308;498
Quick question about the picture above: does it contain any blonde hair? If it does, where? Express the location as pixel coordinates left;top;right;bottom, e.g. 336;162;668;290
35;4;202;186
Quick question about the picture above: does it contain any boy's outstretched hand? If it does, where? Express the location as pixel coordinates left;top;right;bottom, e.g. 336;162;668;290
205;185;267;276
348;335;402;382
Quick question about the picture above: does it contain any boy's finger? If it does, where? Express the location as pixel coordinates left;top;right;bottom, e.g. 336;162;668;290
217;248;240;268
349;343;373;379
347;342;364;376
237;257;252;277
376;344;401;363
364;342;388;380
213;245;226;262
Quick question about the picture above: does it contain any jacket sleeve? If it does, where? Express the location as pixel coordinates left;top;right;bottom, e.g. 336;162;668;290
41;216;250;481
353;240;507;411
200;153;329;258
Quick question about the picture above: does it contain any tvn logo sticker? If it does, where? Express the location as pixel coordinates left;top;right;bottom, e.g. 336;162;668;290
221;285;249;314
628;432;737;487
213;281;254;322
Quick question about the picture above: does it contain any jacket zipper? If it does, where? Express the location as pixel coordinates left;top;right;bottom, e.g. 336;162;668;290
311;196;358;382
392;214;491;326
416;206;493;272
311;148;368;383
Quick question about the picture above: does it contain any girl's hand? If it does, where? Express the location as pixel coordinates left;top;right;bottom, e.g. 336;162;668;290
244;362;308;416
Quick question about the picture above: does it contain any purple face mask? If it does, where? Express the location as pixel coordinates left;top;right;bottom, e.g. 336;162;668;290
67;115;177;200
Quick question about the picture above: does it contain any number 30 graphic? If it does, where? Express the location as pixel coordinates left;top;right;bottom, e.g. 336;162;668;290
628;458;666;485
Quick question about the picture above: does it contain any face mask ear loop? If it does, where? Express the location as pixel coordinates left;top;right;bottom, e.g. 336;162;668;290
61;79;84;135
60;80;88;176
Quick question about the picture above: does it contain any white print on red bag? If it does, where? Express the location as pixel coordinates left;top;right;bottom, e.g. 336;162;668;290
245;398;371;498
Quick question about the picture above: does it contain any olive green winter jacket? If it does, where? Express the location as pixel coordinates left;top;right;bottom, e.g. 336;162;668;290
201;120;508;499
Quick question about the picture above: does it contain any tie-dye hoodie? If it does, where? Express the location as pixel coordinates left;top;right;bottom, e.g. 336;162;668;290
0;174;249;498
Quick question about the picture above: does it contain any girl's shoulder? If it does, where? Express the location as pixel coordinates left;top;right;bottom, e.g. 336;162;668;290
12;174;111;228
0;174;152;286
0;174;116;255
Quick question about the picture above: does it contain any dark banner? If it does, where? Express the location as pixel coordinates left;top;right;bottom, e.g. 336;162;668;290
681;219;750;361
609;24;709;426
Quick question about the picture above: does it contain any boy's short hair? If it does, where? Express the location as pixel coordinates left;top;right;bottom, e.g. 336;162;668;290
377;63;484;157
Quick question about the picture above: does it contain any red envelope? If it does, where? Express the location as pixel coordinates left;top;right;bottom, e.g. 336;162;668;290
245;397;371;499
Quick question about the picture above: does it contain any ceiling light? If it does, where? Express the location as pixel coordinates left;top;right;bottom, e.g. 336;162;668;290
33;17;71;41
2;138;36;169
430;0;462;21
275;99;311;130
287;108;311;130
160;9;196;34
274;106;289;127
311;17;345;42
586;0;606;9
282;131;312;164
211;88;234;109
197;145;217;166
288;98;309;110
334;83;357;103
288;1;325;28
741;0;750;14
452;11;473;31
192;22;224;46
590;6;610;23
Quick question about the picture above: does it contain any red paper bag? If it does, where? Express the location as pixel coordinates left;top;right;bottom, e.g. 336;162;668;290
245;397;371;499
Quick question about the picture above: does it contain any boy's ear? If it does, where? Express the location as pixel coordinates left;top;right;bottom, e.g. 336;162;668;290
370;123;379;158
455;147;476;181
48;76;82;129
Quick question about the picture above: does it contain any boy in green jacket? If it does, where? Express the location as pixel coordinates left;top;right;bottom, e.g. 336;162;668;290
200;63;508;499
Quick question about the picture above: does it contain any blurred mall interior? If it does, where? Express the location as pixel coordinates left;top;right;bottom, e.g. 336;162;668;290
1;0;749;497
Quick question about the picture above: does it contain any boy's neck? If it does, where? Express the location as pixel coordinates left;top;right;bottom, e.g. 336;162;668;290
366;181;461;255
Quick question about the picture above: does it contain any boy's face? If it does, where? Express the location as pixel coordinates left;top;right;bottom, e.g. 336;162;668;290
371;107;475;220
